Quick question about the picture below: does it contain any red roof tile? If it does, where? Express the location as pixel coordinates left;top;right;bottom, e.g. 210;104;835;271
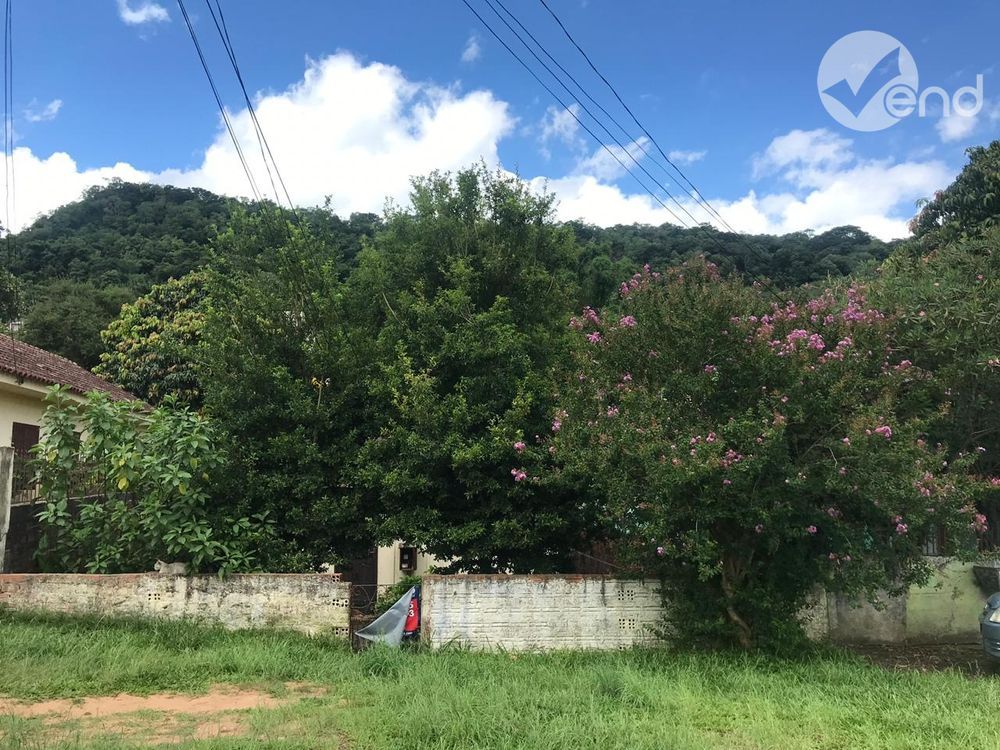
0;334;137;401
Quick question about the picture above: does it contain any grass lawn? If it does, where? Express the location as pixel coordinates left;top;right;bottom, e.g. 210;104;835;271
1;610;999;749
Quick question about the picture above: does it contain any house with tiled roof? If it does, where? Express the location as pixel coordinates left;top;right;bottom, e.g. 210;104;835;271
0;333;136;572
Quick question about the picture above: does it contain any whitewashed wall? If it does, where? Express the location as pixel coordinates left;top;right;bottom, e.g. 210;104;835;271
0;573;351;637
421;574;664;650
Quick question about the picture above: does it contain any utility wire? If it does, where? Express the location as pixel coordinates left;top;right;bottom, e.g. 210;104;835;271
3;0;13;260
461;0;688;228
491;0;682;199
482;0;711;232
465;0;787;303
203;0;297;217
535;0;786;288
175;0;263;205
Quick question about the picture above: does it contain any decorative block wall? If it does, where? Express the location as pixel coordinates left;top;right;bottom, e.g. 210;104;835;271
421;574;664;650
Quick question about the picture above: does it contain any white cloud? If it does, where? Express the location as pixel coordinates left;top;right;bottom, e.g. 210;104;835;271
937;111;979;142
537;103;584;159
572;137;650;182
1;53;513;230
461;34;481;63
116;0;169;26
24;99;62;123
535;128;952;240
0;55;960;243
667;149;706;165
936;100;1000;143
0;149;149;232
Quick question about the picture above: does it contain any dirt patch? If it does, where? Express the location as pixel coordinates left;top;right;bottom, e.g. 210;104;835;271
0;683;327;746
847;643;995;677
0;688;286;719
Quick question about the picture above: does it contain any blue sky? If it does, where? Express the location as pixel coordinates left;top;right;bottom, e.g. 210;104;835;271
6;0;1000;237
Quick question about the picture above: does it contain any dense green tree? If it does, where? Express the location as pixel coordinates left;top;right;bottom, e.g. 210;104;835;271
911;140;1000;243
348;167;594;571
0;265;20;322
20;280;133;367
198;212;371;570
96;272;208;405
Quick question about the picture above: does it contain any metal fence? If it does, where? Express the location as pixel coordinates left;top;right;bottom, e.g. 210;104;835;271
10;446;39;505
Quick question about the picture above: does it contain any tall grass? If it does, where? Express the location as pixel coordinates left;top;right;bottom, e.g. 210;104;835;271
1;610;999;749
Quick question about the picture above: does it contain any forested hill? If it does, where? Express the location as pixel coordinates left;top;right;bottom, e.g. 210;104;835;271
9;182;231;288
8;181;380;289
572;221;894;303
5;180;894;367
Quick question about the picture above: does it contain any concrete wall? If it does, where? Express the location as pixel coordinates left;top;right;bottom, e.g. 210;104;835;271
828;558;984;644
422;566;986;651
422;575;663;650
0;573;351;637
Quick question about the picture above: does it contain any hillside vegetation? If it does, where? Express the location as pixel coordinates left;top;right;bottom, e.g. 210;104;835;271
5;179;891;367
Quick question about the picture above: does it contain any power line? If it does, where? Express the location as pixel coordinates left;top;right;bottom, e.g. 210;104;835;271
534;0;782;278
460;0;688;229
202;0;297;216
175;0;263;205
490;0;684;202
4;0;14;266
481;0;711;232
464;0;787;303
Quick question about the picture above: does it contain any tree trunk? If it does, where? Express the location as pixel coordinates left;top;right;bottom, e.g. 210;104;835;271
720;554;752;649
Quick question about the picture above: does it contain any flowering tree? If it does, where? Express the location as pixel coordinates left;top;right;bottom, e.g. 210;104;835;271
535;260;987;648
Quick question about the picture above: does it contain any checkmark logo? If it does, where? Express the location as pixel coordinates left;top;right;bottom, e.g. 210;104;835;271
817;31;919;132
821;46;903;116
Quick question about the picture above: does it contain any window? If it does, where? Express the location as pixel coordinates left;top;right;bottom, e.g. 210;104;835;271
399;546;417;572
11;422;40;501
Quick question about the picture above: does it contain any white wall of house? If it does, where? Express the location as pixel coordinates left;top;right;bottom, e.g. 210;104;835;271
376;541;441;592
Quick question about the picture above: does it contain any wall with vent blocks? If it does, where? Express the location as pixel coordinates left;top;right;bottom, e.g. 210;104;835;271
0;573;351;638
421;575;664;650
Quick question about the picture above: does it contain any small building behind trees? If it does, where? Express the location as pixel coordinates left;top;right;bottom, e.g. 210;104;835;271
0;333;135;572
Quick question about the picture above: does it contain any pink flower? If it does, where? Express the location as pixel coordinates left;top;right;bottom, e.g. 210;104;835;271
655;546;665;557
754;523;764;534
806;525;818;535
706;432;717;443
511;468;527;482
551;419;562;433
895;523;908;534
586;331;602;344
703;364;718;375
874;425;893;440
622;372;633;383
513;441;526;453
722;479;732;486
606;406;620;418
619;315;637;328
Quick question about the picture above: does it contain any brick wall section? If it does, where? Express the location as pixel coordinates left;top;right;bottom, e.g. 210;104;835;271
421;574;664;650
0;573;351;638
